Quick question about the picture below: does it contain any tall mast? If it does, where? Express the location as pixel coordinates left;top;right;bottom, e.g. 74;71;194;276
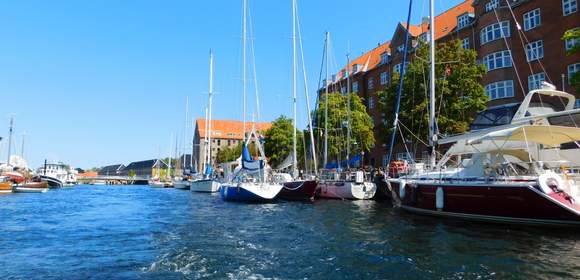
202;107;208;173
242;0;247;142
207;50;215;176
7;116;13;165
167;134;173;179
183;97;189;170
20;132;26;158
292;0;298;179
323;32;329;168
429;0;437;168
346;52;351;169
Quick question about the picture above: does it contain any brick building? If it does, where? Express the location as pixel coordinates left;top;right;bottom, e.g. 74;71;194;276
192;119;271;173
323;0;579;167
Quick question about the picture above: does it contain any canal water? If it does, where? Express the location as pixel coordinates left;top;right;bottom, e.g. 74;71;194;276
0;185;578;279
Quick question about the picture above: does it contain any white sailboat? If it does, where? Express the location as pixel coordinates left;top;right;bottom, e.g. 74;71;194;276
191;50;220;193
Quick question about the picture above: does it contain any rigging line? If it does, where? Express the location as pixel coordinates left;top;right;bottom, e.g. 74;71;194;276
491;7;526;98
248;8;261;122
386;0;413;170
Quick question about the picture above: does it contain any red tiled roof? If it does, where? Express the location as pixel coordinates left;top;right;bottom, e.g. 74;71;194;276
338;41;391;79
196;119;272;140
433;0;474;40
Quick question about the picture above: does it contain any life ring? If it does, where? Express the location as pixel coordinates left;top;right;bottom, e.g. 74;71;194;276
399;180;406;199
538;172;564;195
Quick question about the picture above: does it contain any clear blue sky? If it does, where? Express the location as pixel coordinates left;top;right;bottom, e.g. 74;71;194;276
0;0;460;169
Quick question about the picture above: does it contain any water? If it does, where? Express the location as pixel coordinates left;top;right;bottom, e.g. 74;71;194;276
0;185;579;280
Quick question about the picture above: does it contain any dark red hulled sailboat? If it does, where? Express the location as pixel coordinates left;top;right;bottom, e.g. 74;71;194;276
279;180;319;201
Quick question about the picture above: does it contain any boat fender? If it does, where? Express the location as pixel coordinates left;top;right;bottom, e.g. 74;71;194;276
436;187;444;211
538;172;564;195
399;180;406;199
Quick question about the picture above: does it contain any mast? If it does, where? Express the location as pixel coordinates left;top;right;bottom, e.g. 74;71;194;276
167;134;173;179
202;107;209;174
242;0;247;142
346;52;351;169
323;32;330;169
206;50;215;177
292;0;298;179
183;97;189;170
429;0;437;169
20;132;26;158
7;116;13;165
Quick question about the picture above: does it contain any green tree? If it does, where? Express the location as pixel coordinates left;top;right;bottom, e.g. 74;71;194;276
314;92;375;162
263;115;304;168
127;170;136;177
376;39;487;145
563;28;580;91
215;142;258;164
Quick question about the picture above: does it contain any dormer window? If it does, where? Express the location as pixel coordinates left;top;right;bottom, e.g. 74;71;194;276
419;32;430;42
352;64;359;73
380;52;390;64
458;13;470;29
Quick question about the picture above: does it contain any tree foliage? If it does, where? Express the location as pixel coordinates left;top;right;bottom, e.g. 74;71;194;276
263;115;304;168
376;39;487;146
215;142;257;164
563;28;580;92
314;92;375;162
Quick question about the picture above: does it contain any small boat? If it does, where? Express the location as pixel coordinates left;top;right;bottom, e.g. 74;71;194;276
279;180;319;201
318;171;377;200
149;179;169;188
191;178;220;193
0;177;13;194
14;181;49;193
173;179;191;190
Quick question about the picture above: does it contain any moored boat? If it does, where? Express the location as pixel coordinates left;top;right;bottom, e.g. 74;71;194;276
39;174;63;188
14;181;49;193
191;178;220;193
173;179;191;190
220;181;283;202
318;171;377;200
278;176;319;201
0;177;13;194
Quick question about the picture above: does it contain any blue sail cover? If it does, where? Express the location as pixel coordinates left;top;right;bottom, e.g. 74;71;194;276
241;144;263;171
204;165;213;176
324;154;362;169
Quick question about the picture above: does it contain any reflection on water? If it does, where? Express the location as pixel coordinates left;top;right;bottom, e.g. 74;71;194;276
0;185;578;279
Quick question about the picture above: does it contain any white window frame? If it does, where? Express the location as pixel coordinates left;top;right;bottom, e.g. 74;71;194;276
458;13;470;29
528;72;546;91
563;0;578;16
462;37;470;49
394;62;409;74
568;63;580;85
565;30;579;51
380;72;389;85
485;0;499;12
526;40;544;61
483;50;512;71
352;81;359;93
485;80;515;100
480;21;510;45
368;96;375;109
523;9;541;31
367;77;374;90
380;53;389;65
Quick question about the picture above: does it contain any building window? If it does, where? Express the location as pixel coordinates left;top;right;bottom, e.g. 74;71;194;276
368;78;374;90
380;53;390;64
563;0;578;16
217;139;221;146
457;13;470;29
485;0;499;12
523;9;541;31
380;72;389;85
569;63;580;84
341;85;347;94
528;72;546;91
419;32;429;42
397;44;405;53
368;96;375;109
483;50;512;71
525;40;544;61
485;80;514;100
394;62;409;74
462;38;470;49
565;30;579;51
352;64;359;73
352;81;359;93
480;21;510;45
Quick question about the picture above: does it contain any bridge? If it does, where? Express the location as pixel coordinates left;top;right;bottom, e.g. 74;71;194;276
77;176;150;185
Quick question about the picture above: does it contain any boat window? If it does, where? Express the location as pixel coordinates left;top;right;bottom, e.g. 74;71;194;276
547;111;580;127
470;104;519;130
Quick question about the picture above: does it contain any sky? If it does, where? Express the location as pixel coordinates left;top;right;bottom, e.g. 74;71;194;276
0;0;461;169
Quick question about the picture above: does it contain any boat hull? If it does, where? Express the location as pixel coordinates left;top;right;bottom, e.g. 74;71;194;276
191;179;220;193
278;180;319;201
318;181;377;200
14;187;48;193
40;175;63;188
0;182;13;194
220;182;283;203
173;181;191;190
388;180;580;227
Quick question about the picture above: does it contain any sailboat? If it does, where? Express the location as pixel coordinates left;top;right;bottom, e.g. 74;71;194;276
277;0;319;202
174;97;192;190
315;32;376;200
191;50;220;193
386;0;580;226
220;0;283;202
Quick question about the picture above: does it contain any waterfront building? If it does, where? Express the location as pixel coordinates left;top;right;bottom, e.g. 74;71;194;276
98;164;125;176
192;119;271;173
324;0;579;167
120;159;167;178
